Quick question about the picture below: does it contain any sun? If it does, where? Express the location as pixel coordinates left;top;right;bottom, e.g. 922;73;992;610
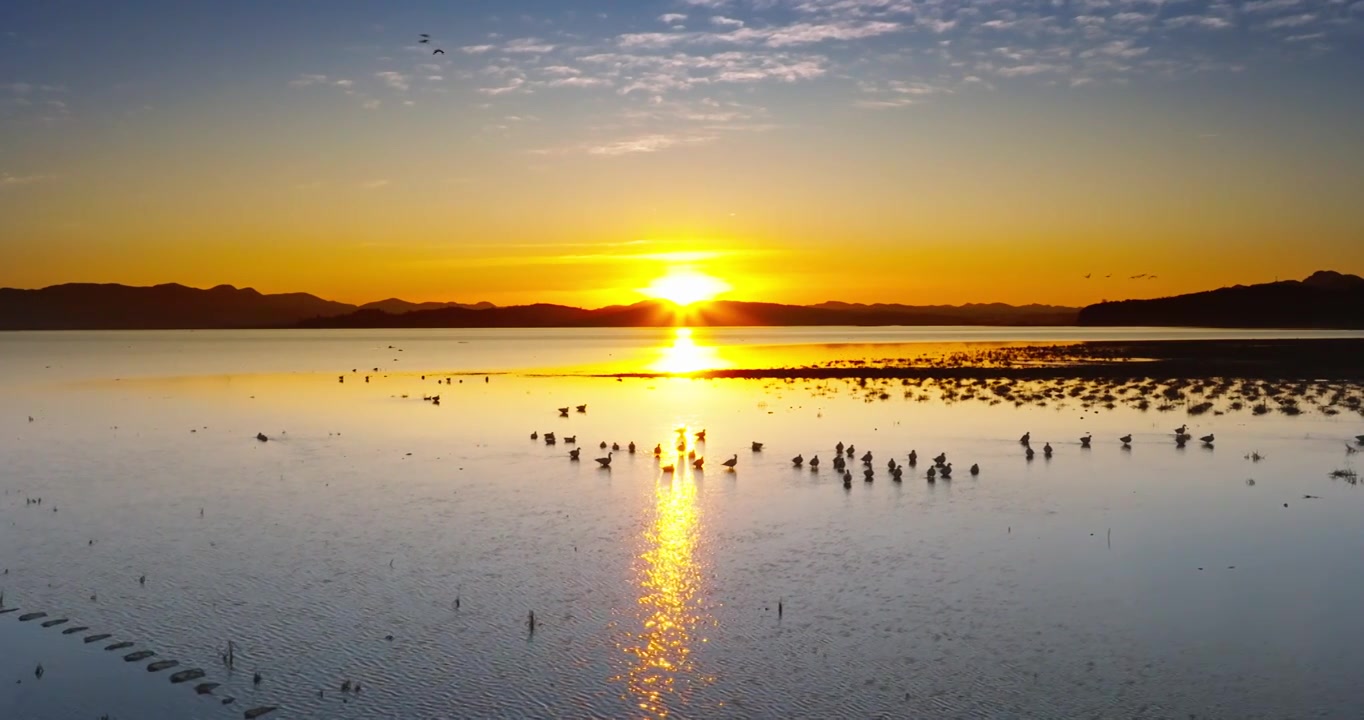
641;268;730;307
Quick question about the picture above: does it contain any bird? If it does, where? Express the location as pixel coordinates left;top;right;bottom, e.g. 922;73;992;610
969;463;979;476
809;455;820;469
846;444;855;457
1080;433;1091;448
842;470;853;488
558;407;569;417
653;444;662;456
863;467;874;482
833;455;845;470
628;442;636;454
887;458;897;471
1200;434;1215;445
1020;432;1031;446
544;433;557;445
1174;425;1187;435
253;672;262;686
692;457;705;470
940;463;953;478
576;404;587;413
1025;446;1036;460
661;464;675;473
530;431;538;440
907;450;918;466
599;441;607;449
596;452;613;468
722;454;738;469
419;35;430;43
433;48;445;54
751;441;764;451
611;442;620;451
792;454;804;467
932;452;946;466
1120;434;1132;446
564;435;576;444
255;432;268;442
1043;442;1053;458
695;430;706;441
677;439;686;451
835;441;845;454
891;466;903;482
568;448;580;461
927;466;937;482
861;451;873;464
35;663;44;679
688;449;696;460
1083;273;1091;279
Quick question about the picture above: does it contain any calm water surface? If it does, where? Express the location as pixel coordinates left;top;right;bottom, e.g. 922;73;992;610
2;329;1363;719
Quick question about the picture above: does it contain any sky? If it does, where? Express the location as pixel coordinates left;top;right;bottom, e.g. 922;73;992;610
2;0;1363;308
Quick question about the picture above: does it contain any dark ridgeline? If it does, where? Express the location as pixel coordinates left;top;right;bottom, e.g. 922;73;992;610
295;300;1079;329
1078;271;1364;329
0;281;1078;329
0;283;493;330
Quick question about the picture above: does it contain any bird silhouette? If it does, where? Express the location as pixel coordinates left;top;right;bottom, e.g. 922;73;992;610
433;48;445;54
595;452;613;467
722;454;737;469
751;441;764;451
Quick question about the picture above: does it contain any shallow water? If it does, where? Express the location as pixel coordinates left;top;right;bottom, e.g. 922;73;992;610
2;329;1363;719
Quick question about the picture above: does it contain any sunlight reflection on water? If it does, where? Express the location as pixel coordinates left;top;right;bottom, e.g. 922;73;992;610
648;328;731;375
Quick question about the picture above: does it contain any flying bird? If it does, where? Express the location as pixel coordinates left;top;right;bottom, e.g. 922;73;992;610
1083;273;1091;279
433;48;445;54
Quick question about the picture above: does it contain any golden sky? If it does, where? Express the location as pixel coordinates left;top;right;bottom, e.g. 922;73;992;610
2;1;1362;307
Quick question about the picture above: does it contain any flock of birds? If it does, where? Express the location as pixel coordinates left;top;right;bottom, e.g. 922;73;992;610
531;411;1364;488
533;408;1364;490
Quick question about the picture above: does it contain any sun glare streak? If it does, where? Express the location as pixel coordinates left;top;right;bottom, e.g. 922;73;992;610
649;328;730;375
615;456;713;719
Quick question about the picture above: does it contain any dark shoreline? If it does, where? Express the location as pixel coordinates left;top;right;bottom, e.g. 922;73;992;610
592;338;1364;381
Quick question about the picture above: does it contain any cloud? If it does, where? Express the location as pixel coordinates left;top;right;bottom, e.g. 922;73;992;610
0;172;55;188
660;13;689;23
712;16;746;28
375;71;410;91
503;38;556;53
288;74;329;87
478;77;526;95
461;45;496;54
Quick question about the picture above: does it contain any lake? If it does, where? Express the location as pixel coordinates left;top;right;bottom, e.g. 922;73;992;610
2;327;1363;719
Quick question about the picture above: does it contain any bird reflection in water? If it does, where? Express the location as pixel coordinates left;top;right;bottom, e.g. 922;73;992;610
649;328;729;375
615;473;714;718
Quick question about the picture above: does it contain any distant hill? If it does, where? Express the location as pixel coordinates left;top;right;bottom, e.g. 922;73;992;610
1077;271;1364;328
358;298;496;314
0;283;492;330
299;299;1079;328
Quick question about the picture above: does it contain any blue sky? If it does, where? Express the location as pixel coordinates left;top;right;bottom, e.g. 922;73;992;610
2;0;1362;305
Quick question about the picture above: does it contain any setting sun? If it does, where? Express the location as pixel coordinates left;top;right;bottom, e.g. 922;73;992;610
641;269;731;307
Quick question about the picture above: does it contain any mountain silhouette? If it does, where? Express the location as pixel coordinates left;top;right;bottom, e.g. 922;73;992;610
1077;271;1364;328
299;299;1078;328
0;283;494;330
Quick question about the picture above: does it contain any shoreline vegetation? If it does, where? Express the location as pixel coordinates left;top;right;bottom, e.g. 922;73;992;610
2;271;1361;331
594;339;1364;382
591;339;1364;419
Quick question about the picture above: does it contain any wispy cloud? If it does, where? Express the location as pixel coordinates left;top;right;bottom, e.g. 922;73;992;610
0;172;56;188
375;71;410;92
360;179;391;189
